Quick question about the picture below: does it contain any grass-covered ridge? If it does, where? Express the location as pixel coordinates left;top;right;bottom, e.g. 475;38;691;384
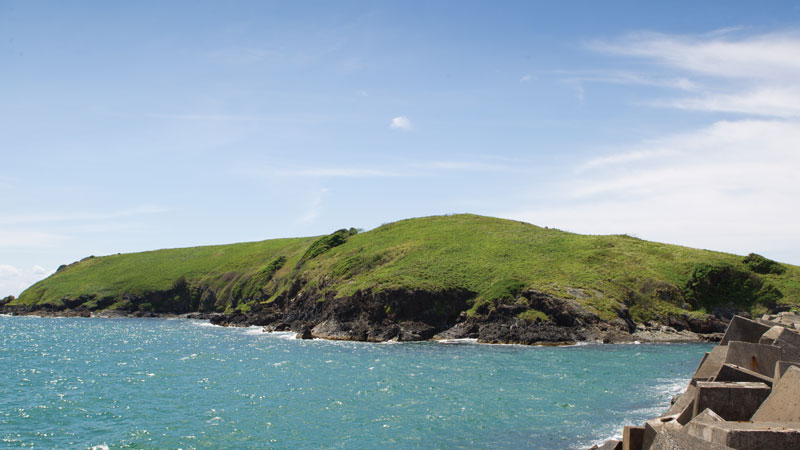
13;214;800;322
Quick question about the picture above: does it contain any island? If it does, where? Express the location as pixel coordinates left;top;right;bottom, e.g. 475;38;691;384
3;214;799;345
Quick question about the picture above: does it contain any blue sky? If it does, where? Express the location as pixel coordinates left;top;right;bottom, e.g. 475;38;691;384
3;1;800;297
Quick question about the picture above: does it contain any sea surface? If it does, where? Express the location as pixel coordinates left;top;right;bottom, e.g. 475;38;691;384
0;315;712;449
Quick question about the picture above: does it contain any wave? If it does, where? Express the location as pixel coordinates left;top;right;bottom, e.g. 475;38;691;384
265;331;297;340
243;326;266;336
434;338;479;345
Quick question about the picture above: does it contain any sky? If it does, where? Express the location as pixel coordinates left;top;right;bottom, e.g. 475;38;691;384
2;1;800;297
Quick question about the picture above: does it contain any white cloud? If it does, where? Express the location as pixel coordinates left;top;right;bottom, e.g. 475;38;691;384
239;159;518;179
390;116;412;130
206;46;275;64
0;264;21;277
560;70;698;91
0;206;167;226
659;87;800;118
505;119;800;263
577;149;678;172
590;31;800;118
0;231;66;249
520;74;535;83
0;264;54;298
300;188;330;224
507;31;800;264
590;31;800;81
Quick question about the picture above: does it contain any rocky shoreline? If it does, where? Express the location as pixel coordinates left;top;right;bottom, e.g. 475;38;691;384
591;311;800;449
2;297;725;345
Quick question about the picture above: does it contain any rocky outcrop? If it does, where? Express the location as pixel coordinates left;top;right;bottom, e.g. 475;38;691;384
2;282;728;345
211;286;474;342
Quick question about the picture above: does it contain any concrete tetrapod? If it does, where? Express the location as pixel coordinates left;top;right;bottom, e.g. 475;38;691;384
752;365;800;422
760;325;800;362
692;381;771;421
723;341;782;378
720;316;772;346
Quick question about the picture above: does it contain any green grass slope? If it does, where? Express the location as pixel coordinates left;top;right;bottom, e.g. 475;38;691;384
12;214;800;322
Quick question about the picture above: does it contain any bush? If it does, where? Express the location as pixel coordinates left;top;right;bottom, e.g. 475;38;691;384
685;262;782;310
743;253;786;275
302;228;358;260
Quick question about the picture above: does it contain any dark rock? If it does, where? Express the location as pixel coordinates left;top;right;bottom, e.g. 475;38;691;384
477;319;583;345
521;289;601;327
434;321;480;340
297;328;313;339
397;321;437;341
687;315;728;334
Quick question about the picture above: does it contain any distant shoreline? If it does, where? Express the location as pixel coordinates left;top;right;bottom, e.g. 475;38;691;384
1;307;723;345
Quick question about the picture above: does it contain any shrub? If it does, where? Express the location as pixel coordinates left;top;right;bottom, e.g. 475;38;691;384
685;262;783;310
302;228;358;260
743;253;786;275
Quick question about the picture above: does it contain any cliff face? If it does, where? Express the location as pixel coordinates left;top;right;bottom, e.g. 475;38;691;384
5;214;800;344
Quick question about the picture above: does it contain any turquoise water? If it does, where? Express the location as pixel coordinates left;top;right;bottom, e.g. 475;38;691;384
0;316;711;449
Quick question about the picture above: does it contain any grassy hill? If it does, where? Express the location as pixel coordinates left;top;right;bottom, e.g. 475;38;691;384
10;214;800;323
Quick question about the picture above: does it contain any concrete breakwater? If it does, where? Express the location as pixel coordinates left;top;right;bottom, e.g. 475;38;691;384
592;312;800;450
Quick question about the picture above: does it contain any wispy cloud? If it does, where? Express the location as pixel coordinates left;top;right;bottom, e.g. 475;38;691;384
390;116;413;130
507;119;800;261
589;31;800;81
589;31;800;118
0;231;66;249
577;149;678;172
299;188;329;224
520;74;535;83
657;87;800;118
0;206;167;226
507;30;800;263
205;46;277;64
239;159;518;179
559;70;698;91
0;264;53;297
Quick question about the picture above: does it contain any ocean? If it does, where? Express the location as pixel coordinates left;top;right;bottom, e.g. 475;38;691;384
0;315;711;449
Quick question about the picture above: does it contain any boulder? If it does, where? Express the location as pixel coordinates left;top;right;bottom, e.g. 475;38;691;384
752;365;800;422
311;319;356;340
397;321;437;341
724;341;782;378
296;328;313;339
720;315;772;345
693;381;771;421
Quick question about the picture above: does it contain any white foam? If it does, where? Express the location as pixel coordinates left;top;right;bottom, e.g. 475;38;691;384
266;331;298;340
190;320;217;328
91;445;109;450
434;338;479;345
243;326;265;335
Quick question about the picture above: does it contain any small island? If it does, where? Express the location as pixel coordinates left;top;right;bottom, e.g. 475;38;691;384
3;214;798;346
